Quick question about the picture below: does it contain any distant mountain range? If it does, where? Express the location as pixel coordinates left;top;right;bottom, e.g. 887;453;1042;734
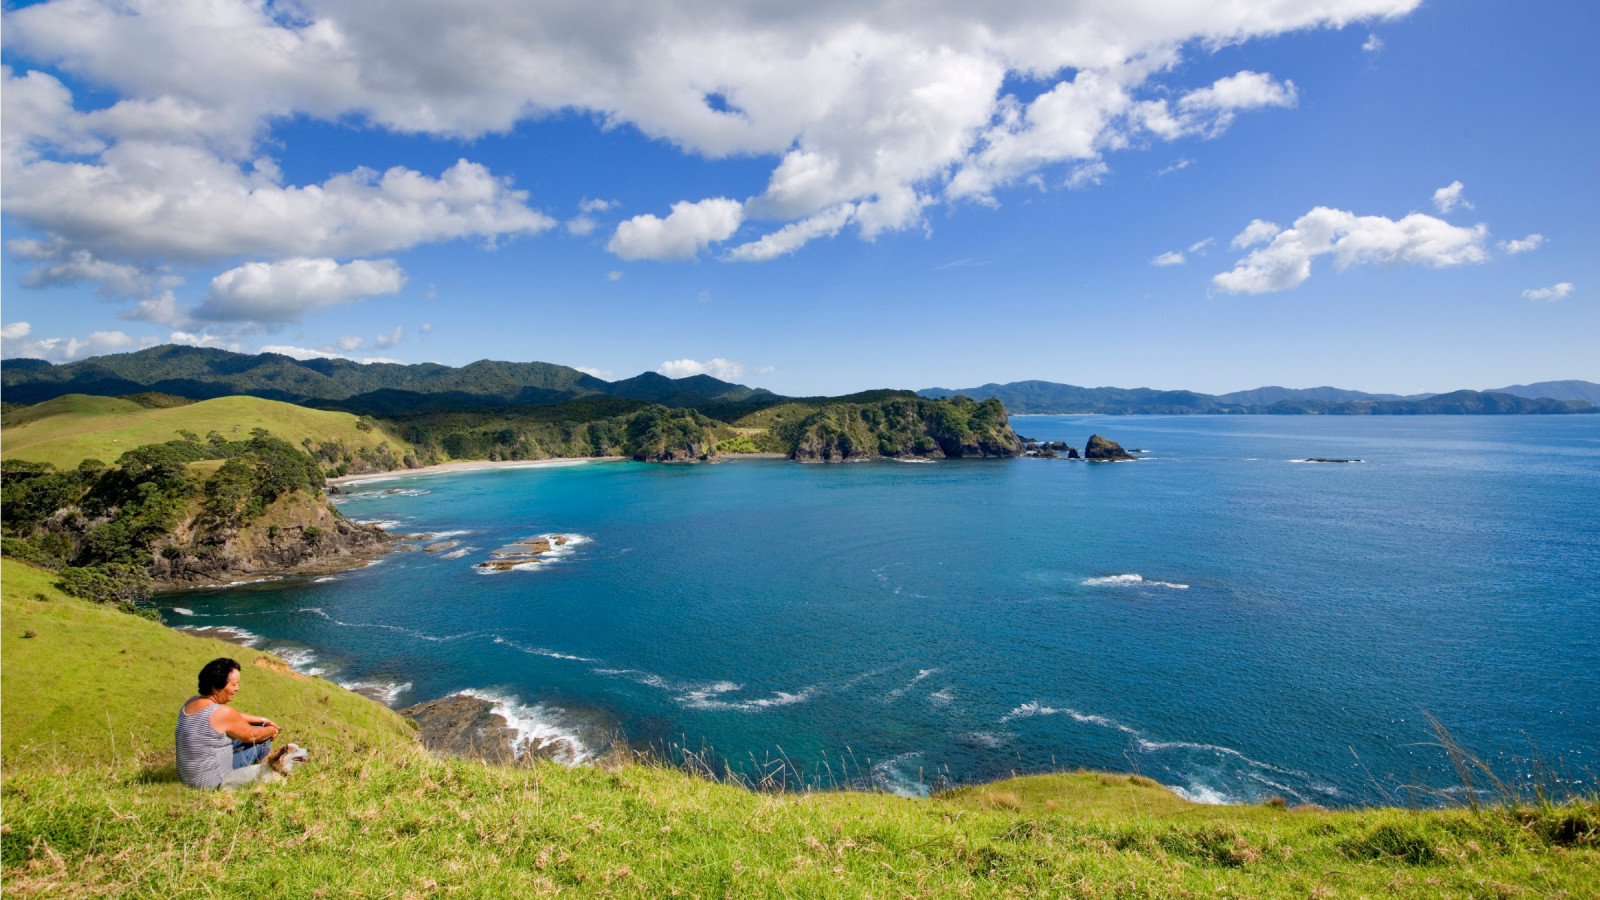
917;380;1598;415
2;346;1595;417
0;345;780;418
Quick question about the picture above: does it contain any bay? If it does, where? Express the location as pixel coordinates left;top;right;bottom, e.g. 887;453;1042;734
163;415;1600;805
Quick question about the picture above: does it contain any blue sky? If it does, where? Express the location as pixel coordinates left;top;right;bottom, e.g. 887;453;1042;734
2;0;1594;396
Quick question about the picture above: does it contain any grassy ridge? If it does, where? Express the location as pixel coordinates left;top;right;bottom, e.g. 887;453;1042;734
2;562;1595;897
0;395;406;471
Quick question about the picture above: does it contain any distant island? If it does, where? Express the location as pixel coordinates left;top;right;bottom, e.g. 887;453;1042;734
918;380;1599;415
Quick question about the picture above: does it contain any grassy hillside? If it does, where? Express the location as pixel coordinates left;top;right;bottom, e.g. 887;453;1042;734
2;562;1595;897
1;562;416;769
0;394;408;471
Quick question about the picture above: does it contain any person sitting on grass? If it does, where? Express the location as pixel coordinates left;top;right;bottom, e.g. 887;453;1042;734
176;657;281;789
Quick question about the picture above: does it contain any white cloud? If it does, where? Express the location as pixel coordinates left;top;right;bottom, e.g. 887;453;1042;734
608;198;743;261
372;326;404;349
575;366;614;380
579;199;616;214
658;358;747;381
0;320;157;361
3;0;1423;269
1498;234;1544;254
196;258;407;324
726;203;855;261
419;322;434;333
1522;282;1573;302
1231;219;1283;249
1157;158;1194;177
566;216;598;236
1188;237;1215;254
169;330;242;352
1151;251;1186;267
258;344;403;364
606;270;623;281
1431;181;1472;214
1363;33;1384;53
1213;206;1489;294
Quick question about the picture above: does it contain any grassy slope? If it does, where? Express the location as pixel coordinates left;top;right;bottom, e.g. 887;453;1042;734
0;394;407;470
3;563;1595;897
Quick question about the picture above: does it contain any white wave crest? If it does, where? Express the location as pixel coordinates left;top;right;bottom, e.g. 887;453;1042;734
440;547;475;559
871;752;931;798
1081;574;1189;589
339;679;413;706
594;667;818;713
457;688;591;766
176;625;262;647
492;636;597;662
268;646;319;672
1171;783;1234;805
887;667;939;699
171;607;195;616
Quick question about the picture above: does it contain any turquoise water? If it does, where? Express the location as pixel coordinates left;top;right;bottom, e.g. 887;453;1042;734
164;415;1600;805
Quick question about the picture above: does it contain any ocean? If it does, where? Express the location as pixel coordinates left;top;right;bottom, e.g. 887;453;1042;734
162;415;1600;806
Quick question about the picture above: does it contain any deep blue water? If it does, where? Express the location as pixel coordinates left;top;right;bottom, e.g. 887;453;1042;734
163;415;1600;805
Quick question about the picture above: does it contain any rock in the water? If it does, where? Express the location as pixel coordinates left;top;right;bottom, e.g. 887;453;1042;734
1065;446;1081;459
399;695;519;765
1084;434;1135;461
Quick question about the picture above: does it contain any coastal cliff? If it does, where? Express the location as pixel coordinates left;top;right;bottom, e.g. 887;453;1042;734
1;431;384;602
149;489;388;588
782;396;1023;462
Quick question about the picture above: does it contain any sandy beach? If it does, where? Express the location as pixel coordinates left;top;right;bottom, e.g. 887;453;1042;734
328;456;622;487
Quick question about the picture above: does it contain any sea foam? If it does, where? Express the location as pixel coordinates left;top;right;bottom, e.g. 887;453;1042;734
1081;573;1189;589
456;688;592;766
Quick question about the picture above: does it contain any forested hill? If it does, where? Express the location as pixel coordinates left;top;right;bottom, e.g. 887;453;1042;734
1;345;778;414
919;380;1598;415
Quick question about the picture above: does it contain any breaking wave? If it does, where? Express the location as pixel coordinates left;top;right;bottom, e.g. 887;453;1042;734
1081;574;1189;590
456;688;592;766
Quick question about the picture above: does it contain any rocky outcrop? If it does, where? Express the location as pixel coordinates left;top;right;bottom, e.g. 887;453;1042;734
150;492;389;588
399;695;521;765
1083;434;1136;461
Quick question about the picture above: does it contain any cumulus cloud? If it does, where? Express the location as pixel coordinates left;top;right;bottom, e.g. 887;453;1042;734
1213;206;1489;294
575;366;614;380
608;198;743;261
372;326;404;349
4;0;1423;272
1150;251;1186;267
1432;181;1472;214
1363;33;1384;53
0;320;157;361
606;271;623;281
1522;282;1573;302
196;258;407;324
1188;237;1215;254
1231;219;1283;249
1498;234;1544;254
658;358;747;381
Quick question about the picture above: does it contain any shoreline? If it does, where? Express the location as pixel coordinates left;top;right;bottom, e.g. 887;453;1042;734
329;455;624;487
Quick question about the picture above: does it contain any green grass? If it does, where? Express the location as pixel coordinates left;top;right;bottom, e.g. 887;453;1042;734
0;394;406;470
2;560;1595;897
1;562;417;770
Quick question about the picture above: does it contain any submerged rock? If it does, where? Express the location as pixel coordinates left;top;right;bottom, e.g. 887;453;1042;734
1084;434;1136;461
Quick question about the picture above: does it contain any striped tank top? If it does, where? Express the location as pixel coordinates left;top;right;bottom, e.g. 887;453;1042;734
175;698;233;789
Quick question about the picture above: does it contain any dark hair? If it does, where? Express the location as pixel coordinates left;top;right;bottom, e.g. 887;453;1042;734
198;657;241;696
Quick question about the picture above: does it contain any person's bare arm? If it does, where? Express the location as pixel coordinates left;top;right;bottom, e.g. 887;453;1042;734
209;704;280;743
